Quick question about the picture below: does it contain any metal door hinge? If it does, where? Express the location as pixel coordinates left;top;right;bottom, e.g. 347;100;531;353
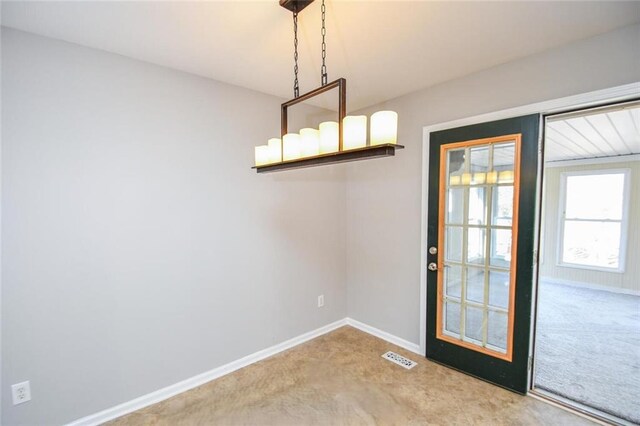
528;356;533;371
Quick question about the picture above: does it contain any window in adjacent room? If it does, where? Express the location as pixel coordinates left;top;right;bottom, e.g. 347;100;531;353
558;169;630;272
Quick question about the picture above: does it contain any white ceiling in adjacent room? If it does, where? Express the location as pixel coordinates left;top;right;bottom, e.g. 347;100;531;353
2;1;639;110
546;103;640;163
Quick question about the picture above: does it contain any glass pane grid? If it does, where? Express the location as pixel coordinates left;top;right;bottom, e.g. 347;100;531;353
441;140;516;357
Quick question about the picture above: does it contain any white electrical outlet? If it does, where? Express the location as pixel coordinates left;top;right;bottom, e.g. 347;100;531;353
11;381;31;405
318;295;324;307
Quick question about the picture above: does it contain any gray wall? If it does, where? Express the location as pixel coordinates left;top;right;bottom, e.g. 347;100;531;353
539;159;640;293
345;24;640;345
1;28;347;425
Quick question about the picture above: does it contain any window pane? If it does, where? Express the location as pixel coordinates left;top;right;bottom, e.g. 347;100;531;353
562;221;621;268
464;306;484;342
467;228;486;265
447;149;466;186
445;265;462;299
446;226;463;262
492;185;514;227
493;143;515;171
466;267;485;304
489;270;510;309
446;188;464;224
470;146;490;173
490;229;512;268
468;187;487;225
487;311;508;352
565;173;625;220
444;301;461;337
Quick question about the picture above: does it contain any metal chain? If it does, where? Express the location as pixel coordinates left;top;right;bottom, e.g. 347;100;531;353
293;9;300;98
321;0;328;86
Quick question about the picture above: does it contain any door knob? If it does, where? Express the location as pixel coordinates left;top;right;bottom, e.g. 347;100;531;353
428;262;438;271
429;246;438;255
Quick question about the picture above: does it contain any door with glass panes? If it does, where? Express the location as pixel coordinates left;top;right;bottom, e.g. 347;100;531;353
426;115;539;393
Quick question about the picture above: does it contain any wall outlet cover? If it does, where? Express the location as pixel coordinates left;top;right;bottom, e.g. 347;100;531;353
318;295;324;307
12;381;32;405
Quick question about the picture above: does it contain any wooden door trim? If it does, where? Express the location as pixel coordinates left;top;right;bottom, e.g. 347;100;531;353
435;134;522;362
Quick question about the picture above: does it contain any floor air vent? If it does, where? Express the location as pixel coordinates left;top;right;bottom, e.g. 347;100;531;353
382;351;417;369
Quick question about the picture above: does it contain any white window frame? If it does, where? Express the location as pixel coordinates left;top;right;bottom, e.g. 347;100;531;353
556;168;630;273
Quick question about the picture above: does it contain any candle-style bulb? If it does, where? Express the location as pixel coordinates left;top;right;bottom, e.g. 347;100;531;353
300;128;320;157
343;115;367;150
283;133;302;161
319;121;339;154
370;111;398;146
268;138;282;163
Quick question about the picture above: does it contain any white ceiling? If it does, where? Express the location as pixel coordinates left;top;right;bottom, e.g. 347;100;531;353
2;1;640;111
546;103;640;163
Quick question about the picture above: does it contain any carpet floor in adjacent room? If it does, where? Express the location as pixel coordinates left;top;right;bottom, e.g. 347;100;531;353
109;326;590;425
534;280;640;424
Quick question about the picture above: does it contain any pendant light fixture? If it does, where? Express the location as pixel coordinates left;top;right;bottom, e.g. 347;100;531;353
252;0;403;173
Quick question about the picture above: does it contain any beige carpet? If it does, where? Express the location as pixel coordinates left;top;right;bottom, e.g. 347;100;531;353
535;280;640;423
109;326;591;425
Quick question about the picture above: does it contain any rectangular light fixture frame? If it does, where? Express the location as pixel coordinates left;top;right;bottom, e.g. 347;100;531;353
283;78;346;151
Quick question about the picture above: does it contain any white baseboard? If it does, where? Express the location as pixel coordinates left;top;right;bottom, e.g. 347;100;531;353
346;318;422;355
66;318;347;426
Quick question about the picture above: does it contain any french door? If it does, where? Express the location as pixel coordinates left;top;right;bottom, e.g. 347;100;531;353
425;115;540;393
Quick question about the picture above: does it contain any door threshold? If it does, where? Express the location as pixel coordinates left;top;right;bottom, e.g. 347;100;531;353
529;388;632;426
